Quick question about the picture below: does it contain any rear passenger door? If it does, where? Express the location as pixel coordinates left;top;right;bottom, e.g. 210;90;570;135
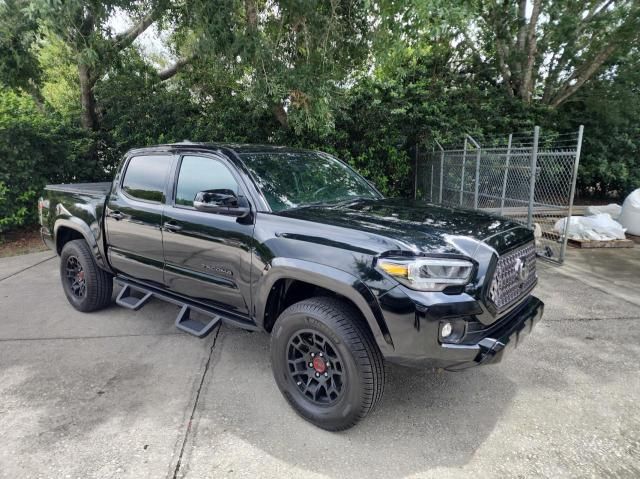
105;154;174;285
162;154;254;316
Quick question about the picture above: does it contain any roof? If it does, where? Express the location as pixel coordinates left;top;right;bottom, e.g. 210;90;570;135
126;142;315;156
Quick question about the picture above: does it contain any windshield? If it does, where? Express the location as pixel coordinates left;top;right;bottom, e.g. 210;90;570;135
240;151;381;211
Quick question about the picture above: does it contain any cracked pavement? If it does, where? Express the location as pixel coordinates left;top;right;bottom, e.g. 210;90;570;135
0;247;639;478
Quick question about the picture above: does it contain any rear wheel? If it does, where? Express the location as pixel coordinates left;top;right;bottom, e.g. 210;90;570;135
60;239;113;312
270;297;385;431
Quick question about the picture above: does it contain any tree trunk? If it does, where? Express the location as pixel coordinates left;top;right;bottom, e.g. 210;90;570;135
26;79;46;113
158;56;193;81
519;0;542;103
549;43;618;108
78;63;98;131
245;0;258;30
272;103;288;127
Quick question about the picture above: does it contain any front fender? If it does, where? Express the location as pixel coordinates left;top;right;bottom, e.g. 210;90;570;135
255;257;394;354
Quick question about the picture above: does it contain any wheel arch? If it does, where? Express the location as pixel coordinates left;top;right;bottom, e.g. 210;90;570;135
54;218;111;271
55;225;84;254
256;258;394;354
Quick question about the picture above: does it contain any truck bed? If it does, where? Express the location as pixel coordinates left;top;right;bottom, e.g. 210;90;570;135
45;182;112;197
41;182;112;260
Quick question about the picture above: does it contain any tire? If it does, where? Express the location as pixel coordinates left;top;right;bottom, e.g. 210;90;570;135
270;297;385;431
60;239;113;312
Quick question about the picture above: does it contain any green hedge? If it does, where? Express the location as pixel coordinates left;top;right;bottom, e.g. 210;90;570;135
0;91;97;232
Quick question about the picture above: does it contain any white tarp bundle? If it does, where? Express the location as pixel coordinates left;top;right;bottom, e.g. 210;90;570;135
585;203;622;219
619;188;640;236
554;213;627;241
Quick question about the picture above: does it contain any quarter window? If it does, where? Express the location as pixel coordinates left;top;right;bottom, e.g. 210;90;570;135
122;155;173;203
175;156;239;207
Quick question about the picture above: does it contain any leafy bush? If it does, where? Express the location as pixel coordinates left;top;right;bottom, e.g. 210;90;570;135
0;91;96;232
556;54;640;199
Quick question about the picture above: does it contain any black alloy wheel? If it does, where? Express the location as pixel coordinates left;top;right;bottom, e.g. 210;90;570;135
65;255;86;298
271;296;385;431
59;239;113;312
286;329;345;405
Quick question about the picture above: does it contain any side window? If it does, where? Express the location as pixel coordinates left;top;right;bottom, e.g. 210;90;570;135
122;155;173;203
175;156;239;207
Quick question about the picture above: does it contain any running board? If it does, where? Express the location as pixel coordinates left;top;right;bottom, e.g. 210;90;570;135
175;305;221;337
113;277;256;338
116;284;152;310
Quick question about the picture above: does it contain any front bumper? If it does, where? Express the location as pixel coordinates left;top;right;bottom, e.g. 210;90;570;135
378;287;544;370
440;296;543;370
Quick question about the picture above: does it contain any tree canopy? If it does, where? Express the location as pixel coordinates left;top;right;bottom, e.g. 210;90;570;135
1;0;639;231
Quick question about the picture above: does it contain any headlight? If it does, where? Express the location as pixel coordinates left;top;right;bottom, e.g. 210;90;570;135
377;257;474;292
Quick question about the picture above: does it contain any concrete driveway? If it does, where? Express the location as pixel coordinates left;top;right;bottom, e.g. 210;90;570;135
1;248;639;478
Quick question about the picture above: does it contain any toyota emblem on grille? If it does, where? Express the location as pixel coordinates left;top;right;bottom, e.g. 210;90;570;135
514;257;527;282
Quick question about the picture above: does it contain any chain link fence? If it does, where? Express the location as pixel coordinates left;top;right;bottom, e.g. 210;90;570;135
415;126;584;264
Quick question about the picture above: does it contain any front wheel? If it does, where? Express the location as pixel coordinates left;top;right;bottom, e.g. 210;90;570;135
60;239;113;312
270;297;385;431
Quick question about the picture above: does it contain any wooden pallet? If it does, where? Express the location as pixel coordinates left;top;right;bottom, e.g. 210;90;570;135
566;237;635;248
541;224;635;249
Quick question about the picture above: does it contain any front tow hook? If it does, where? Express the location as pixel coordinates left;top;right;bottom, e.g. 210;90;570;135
476;338;506;365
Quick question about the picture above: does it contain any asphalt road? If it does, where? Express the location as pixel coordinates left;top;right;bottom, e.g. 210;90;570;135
1;248;639;478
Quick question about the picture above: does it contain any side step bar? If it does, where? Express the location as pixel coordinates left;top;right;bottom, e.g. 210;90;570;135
116;284;152;310
175;305;221;338
114;278;255;338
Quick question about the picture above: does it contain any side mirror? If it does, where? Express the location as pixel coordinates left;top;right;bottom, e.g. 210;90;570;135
193;189;250;218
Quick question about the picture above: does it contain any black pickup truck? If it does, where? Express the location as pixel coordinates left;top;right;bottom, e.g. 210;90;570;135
40;143;543;430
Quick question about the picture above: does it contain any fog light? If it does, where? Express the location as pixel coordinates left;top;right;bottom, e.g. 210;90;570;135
439;320;467;344
441;322;453;338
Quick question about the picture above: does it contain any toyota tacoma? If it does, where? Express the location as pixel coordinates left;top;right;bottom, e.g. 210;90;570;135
40;143;543;431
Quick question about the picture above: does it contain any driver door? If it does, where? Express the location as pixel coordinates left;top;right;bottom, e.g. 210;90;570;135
162;154;254;316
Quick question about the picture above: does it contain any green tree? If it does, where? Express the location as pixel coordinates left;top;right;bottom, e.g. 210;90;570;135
26;0;187;130
476;0;640;106
175;0;374;133
0;0;43;105
557;48;640;196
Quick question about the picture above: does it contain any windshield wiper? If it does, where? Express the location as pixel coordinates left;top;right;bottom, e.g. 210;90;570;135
329;196;374;207
291;200;334;209
290;196;375;210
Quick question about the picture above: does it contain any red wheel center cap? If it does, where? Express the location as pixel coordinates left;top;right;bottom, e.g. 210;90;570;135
312;356;327;374
77;271;85;281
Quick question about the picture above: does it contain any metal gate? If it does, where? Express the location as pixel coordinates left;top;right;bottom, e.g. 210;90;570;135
415;126;584;264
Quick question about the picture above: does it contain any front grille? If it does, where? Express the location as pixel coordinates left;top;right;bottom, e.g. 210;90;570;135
488;242;537;312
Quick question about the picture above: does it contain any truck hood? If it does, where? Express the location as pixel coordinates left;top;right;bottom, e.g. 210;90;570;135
275;198;532;256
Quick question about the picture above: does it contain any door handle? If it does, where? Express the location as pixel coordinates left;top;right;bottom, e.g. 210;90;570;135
108;210;124;220
163;222;183;232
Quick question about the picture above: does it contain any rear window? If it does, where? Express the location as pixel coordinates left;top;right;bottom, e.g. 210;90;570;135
122;155;173;203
